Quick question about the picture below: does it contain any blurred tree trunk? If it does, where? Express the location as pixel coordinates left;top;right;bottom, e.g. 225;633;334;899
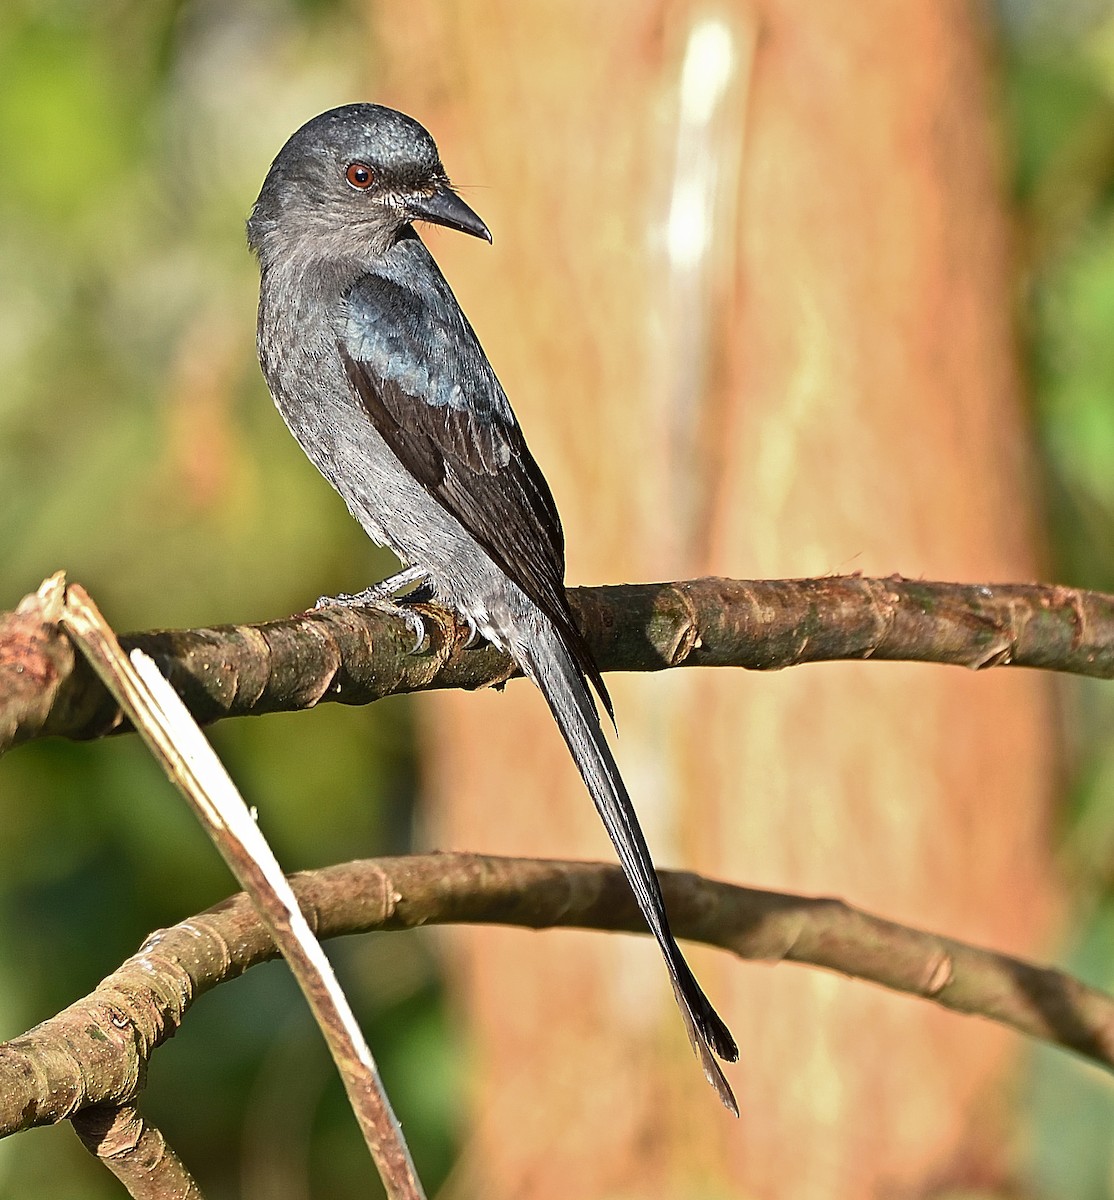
373;3;1060;1197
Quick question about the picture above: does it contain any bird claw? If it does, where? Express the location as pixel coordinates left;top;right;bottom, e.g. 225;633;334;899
397;605;429;653
462;613;486;650
314;572;429;653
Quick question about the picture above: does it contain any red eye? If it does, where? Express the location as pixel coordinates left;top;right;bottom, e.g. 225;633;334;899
345;162;374;189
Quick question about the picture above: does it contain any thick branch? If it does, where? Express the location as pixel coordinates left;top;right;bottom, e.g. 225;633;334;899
2;852;1111;1141
2;573;1111;751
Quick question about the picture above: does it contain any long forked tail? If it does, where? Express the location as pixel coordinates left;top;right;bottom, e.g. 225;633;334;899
510;618;739;1114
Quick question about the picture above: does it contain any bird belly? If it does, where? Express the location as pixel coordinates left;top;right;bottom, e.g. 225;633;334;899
264;351;523;640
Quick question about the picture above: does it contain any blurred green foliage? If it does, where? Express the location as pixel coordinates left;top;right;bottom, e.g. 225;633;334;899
5;0;1114;1196
1004;4;1114;1197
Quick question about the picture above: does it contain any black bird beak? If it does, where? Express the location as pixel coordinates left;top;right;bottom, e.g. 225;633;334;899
409;188;492;243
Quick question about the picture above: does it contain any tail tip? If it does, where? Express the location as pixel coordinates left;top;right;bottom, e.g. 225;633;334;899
705;1009;739;1064
672;975;739;1114
704;1054;740;1117
696;1010;740;1116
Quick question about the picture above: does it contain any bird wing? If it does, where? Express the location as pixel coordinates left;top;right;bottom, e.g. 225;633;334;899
338;260;613;719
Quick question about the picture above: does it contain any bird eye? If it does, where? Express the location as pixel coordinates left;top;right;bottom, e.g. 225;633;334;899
345;162;374;189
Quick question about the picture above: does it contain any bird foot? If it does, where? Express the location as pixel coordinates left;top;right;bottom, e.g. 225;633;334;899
315;568;429;652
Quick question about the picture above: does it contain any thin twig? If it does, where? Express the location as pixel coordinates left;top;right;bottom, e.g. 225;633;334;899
2;572;1112;751
3;852;1112;1144
57;580;425;1200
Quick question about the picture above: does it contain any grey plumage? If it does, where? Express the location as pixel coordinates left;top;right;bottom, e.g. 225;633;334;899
248;103;737;1111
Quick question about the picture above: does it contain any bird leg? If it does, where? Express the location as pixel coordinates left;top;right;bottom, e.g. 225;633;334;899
315;565;429;651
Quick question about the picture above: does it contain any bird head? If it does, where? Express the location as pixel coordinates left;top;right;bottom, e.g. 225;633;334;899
247;103;491;265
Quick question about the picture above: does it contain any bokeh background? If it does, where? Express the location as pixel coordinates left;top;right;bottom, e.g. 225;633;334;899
2;1;1114;1197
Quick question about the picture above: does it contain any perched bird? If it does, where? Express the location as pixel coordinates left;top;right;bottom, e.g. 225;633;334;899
247;103;738;1111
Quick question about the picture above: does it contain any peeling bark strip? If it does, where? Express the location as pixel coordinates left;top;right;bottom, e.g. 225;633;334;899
56;580;426;1200
2;572;1111;753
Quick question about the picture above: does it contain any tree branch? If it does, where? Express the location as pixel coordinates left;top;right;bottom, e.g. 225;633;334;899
71;1103;203;1200
57;579;424;1199
3;852;1112;1144
2;572;1111;752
